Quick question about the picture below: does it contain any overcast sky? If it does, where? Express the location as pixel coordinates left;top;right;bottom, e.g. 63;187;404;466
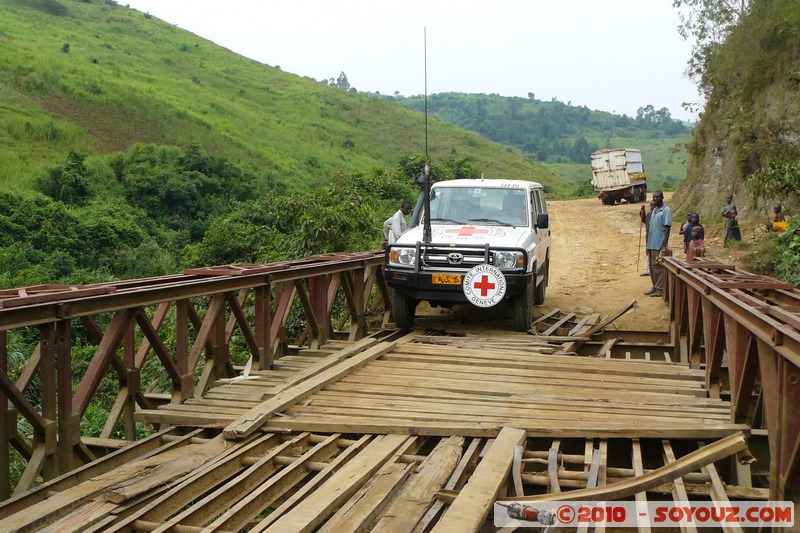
123;0;702;121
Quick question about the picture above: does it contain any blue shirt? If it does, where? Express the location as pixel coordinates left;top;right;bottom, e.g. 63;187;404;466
647;204;673;250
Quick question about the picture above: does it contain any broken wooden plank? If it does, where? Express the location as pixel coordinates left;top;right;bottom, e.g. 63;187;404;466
411;438;482;533
432;427;526;533
371;436;465;533
494;432;747;502
264;434;411;532
317;437;420;533
662;440;698;533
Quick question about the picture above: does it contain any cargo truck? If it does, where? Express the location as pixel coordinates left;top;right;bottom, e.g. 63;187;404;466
590;148;647;205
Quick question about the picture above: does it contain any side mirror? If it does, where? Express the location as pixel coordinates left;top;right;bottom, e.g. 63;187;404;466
536;213;549;229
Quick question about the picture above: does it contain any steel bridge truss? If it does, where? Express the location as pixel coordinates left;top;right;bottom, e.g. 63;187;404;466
1;252;798;506
0;251;387;500
663;257;799;502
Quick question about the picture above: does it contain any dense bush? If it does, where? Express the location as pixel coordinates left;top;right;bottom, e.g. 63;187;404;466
772;220;800;286
2;143;423;288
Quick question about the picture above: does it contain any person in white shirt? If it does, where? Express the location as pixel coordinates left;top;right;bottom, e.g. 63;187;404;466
383;200;413;246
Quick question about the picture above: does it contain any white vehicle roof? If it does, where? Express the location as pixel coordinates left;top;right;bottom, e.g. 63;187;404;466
432;178;544;190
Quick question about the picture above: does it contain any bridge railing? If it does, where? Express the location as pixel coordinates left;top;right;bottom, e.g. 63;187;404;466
0;251;388;500
663;257;799;502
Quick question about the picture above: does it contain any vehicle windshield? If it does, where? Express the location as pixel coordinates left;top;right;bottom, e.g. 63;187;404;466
428;186;528;226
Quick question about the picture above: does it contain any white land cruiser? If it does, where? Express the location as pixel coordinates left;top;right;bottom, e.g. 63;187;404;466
385;178;551;331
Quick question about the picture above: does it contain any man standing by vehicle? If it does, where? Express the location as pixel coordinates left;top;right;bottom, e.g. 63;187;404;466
383;200;413;246
644;191;672;297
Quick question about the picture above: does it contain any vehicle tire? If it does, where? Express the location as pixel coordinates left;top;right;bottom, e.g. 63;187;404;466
534;260;548;305
391;291;417;329
602;197;614;205
511;279;534;332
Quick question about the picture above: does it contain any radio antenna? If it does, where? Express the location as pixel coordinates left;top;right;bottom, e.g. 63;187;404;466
422;27;432;243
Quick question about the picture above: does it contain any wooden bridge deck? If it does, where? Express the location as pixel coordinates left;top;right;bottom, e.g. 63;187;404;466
0;324;757;532
138;330;745;440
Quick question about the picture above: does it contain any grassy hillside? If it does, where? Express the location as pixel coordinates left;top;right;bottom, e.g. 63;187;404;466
390;93;693;191
0;0;572;195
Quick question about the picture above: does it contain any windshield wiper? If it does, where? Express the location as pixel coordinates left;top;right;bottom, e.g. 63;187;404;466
468;218;505;225
430;217;464;224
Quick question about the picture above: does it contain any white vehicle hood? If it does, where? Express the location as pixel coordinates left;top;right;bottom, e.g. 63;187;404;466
396;224;531;248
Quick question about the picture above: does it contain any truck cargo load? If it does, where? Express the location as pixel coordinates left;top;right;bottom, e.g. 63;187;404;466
590;148;647;204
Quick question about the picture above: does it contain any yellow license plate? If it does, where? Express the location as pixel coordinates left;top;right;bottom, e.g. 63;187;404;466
432;274;462;285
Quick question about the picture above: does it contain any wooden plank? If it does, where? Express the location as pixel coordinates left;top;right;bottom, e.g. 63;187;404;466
317;437;420;533
431;427;526;533
205;434;351;532
0;432;227;532
663;440;698;533
287;399;730;428
542;314;576;336
391;345;705;379
548;440;561;494
704;460;744;533
371;436;465;533
223;333;418;439
632;439;651;533
583;299;639;336
594;338;620;358
317;462;412;533
313;388;731;419
264;434;411;532
411;438;482;533
153;433;312;530
102;434;284;531
493;432;747;502
271;335;378;394
247;435;374;532
267;415;747;439
364;357;706;388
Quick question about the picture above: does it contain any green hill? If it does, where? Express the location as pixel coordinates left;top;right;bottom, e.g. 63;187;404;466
0;0;571;194
389;93;693;191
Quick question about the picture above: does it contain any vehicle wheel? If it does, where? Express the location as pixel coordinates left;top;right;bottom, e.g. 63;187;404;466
511;280;534;332
391;291;417;329
534;260;548;305
601;197;614;205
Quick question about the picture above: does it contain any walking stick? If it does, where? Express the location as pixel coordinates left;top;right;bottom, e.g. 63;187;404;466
637;212;643;274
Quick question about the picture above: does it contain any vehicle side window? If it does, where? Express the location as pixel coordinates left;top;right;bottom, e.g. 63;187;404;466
533;190;547;215
529;191;539;218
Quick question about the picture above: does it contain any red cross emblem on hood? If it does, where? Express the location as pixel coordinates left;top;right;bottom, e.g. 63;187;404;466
444;226;491;237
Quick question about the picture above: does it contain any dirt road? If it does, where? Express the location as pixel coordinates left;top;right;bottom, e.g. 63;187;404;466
542;197;671;331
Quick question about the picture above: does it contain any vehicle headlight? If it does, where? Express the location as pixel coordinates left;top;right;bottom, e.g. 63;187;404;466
389;247;416;267
494;251;523;269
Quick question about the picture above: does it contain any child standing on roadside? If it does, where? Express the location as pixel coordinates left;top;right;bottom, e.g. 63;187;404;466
686;226;706;261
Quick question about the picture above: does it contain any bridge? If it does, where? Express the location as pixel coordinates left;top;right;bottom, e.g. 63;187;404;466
0;251;797;531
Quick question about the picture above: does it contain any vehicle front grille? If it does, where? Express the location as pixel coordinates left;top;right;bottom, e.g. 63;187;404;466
419;245;491;271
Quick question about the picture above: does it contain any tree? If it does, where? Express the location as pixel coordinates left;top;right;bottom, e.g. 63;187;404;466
673;0;750;83
335;71;350;91
36;149;95;206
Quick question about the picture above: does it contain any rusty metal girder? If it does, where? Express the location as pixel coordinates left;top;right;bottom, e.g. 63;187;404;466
663;257;800;501
664;258;800;366
0;252;388;500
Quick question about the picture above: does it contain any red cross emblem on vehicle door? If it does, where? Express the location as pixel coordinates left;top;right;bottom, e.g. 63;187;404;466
444;226;491;237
